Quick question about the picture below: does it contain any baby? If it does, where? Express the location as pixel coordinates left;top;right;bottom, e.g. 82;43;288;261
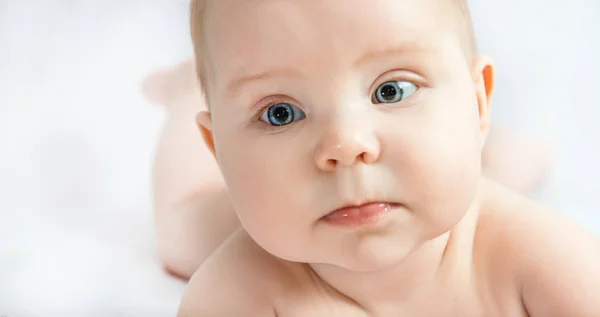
156;0;600;315
146;49;554;281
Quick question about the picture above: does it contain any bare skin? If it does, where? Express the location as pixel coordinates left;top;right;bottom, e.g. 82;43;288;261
166;0;600;314
145;62;238;278
178;178;600;316
144;60;553;280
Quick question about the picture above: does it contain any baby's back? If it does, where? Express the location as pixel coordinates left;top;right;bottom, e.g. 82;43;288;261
178;180;562;317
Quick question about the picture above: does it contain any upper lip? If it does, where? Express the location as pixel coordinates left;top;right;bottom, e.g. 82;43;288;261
325;200;393;216
336;201;381;210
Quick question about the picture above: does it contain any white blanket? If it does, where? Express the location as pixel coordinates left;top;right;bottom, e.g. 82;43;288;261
0;1;598;316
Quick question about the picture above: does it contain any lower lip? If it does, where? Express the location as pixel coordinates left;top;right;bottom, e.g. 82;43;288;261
323;202;395;226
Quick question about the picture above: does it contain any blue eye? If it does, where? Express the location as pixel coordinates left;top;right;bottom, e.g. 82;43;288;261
373;81;418;104
259;103;306;126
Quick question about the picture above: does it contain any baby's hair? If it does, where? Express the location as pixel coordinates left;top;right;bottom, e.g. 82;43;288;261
190;0;477;102
189;0;208;99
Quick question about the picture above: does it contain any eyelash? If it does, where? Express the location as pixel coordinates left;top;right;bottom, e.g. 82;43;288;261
372;73;423;91
249;73;423;129
251;98;296;131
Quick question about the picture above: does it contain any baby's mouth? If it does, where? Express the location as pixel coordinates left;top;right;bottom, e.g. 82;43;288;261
322;202;397;226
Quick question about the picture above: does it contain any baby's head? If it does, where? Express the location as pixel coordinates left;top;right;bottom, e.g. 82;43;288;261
192;0;494;271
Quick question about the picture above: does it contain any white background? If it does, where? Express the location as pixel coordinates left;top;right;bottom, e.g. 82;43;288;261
0;1;599;316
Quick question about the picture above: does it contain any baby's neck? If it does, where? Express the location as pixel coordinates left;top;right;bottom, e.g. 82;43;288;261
309;203;480;314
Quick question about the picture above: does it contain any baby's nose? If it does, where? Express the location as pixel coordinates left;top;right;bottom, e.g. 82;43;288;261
313;121;381;172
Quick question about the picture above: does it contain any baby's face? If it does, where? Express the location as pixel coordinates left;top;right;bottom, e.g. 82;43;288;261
201;0;489;271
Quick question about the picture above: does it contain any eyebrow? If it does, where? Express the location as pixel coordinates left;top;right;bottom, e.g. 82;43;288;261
225;67;300;95
354;42;436;67
224;43;434;95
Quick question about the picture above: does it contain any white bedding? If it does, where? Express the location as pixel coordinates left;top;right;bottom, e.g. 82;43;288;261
0;1;598;316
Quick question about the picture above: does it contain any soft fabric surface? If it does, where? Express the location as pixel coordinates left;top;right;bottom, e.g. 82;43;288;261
0;1;598;316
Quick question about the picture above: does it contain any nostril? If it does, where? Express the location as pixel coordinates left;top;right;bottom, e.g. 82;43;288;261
359;152;366;162
359;151;377;164
325;159;337;170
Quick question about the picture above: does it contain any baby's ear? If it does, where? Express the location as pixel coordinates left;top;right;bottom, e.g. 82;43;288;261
472;55;495;148
196;111;217;159
141;58;197;107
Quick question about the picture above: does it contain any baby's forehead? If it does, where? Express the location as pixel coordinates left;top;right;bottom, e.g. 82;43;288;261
195;0;471;37
191;0;473;94
208;1;462;52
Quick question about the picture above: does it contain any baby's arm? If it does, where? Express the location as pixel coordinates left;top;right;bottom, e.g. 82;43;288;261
515;210;600;316
144;60;240;279
177;230;276;317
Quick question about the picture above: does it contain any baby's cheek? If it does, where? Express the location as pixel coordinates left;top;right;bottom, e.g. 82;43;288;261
396;127;480;224
219;146;308;251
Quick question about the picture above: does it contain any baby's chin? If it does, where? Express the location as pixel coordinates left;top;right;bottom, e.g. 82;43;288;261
307;230;451;274
249;215;454;272
332;235;424;272
271;234;424;273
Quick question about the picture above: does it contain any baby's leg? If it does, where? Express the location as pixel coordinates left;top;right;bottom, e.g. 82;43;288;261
482;124;554;195
145;61;240;280
153;112;240;280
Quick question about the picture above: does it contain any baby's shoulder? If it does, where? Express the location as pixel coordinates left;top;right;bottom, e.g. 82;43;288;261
474;180;600;315
476;181;595;262
177;228;308;317
475;182;567;270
